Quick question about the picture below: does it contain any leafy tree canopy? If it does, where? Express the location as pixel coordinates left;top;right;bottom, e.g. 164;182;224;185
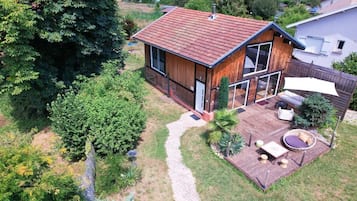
185;0;211;12
0;0;39;95
276;4;311;35
333;52;357;110
0;0;126;119
251;0;279;20
216;0;248;17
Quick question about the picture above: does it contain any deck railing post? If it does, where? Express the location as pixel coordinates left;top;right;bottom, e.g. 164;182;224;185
166;73;170;97
248;133;252;147
300;150;306;166
330;116;341;148
262;170;270;190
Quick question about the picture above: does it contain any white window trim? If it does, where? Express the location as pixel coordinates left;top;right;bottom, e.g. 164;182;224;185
150;46;166;75
228;80;250;109
243;42;272;77
255;71;281;103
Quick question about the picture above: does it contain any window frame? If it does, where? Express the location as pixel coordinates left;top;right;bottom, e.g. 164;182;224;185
243;42;272;77
150;46;166;75
304;36;324;54
337;40;345;50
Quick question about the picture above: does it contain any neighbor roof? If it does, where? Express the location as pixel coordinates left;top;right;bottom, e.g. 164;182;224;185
133;7;304;68
287;4;357;28
319;0;357;14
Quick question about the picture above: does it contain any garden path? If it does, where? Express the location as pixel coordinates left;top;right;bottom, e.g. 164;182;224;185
165;112;206;201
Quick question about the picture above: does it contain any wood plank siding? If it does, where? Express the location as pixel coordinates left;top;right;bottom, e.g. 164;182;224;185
210;30;294;107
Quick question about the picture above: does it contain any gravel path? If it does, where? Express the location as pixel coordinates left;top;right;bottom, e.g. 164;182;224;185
165;112;206;201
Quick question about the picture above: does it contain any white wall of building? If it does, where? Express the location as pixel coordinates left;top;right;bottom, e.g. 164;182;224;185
293;7;357;68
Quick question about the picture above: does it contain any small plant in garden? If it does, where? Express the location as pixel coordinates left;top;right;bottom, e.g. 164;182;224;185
294;93;336;129
208;109;244;157
96;154;141;196
219;132;244;156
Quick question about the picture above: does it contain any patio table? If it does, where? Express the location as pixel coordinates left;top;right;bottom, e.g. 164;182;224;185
260;141;289;164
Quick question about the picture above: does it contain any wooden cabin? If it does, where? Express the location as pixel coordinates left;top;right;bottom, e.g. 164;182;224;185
133;7;305;120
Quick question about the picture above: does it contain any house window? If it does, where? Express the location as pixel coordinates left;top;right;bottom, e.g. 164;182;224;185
304;36;324;54
243;42;272;76
150;46;165;74
337;40;345;50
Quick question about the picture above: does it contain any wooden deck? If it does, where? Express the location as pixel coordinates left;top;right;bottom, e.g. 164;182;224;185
227;99;331;190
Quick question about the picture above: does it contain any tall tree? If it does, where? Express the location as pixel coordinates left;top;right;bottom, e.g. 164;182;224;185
216;0;248;17
1;0;126;119
251;0;278;20
276;4;311;35
0;1;39;95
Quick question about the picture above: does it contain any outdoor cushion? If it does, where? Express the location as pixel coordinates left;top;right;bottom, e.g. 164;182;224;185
298;132;310;143
278;90;305;107
285;135;308;148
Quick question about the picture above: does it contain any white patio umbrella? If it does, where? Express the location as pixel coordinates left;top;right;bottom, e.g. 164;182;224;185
283;77;339;96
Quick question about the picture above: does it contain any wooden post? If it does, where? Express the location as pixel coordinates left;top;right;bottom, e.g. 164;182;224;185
248;133;252;147
300;150;306;166
263;170;270;190
330;116;341;148
167;73;170;97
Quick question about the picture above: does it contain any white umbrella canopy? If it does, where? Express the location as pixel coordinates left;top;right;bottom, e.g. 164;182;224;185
283;77;339;96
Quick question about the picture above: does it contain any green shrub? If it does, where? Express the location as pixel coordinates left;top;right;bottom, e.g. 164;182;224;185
295;93;336;128
217;77;229;109
208;109;238;145
293;114;310;129
218;132;245;157
0;146;83;201
96;155;141;196
49;61;146;160
333;52;357;110
121;15;139;39
49;91;88;160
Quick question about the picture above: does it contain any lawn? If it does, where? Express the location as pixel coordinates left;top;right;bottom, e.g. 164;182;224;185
181;123;357;201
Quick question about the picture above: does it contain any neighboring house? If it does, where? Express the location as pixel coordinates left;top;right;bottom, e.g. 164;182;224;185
319;0;357;14
133;7;304;120
287;4;357;68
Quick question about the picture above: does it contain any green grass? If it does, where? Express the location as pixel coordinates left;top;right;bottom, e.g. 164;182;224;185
181;123;357;201
141;84;186;160
125;10;162;22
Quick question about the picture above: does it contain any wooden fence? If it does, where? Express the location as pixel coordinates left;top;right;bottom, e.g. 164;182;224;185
285;59;357;120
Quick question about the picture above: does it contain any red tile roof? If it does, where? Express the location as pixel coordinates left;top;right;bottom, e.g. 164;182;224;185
133;7;302;67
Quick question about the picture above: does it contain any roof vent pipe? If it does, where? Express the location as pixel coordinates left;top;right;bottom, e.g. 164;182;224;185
212;3;216;15
209;3;217;20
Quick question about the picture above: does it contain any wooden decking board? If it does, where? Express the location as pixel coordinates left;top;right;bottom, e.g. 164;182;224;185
227;98;331;190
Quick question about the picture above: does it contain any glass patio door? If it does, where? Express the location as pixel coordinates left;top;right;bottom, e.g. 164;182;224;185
255;71;281;102
228;80;250;109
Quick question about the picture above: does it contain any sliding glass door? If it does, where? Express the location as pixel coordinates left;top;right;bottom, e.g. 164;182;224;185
228;80;250;109
255;71;281;102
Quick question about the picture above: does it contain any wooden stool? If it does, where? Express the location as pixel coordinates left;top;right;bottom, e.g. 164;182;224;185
256;140;264;147
280;158;288;168
260;154;268;164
